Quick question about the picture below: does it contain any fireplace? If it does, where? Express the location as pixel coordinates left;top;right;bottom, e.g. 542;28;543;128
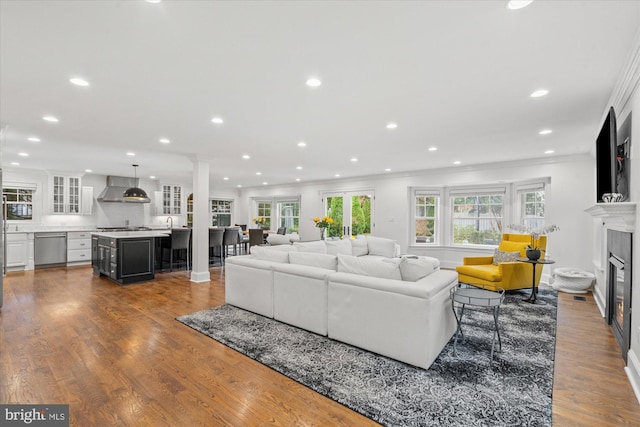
607;229;633;363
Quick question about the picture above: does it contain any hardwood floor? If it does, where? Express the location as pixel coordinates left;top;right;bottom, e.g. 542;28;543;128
1;266;639;426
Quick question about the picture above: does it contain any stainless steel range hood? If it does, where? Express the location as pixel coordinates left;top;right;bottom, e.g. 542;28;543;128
96;176;150;203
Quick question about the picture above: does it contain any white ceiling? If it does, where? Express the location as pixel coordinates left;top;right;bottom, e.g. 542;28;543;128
1;0;639;190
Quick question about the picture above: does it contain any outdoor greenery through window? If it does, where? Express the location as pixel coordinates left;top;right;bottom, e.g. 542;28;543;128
415;195;437;244
452;194;503;245
520;190;545;229
325;195;371;238
255;201;272;229
210;199;232;227
278;201;300;233
3;187;34;220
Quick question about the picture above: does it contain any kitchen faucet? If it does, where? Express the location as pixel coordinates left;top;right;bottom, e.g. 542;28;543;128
166;217;173;229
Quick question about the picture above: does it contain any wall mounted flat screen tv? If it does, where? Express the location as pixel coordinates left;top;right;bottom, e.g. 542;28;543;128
595;107;617;202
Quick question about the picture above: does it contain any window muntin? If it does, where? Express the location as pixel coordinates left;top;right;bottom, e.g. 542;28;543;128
415;195;437;244
519;190;545;230
255;201;272;229
452;194;503;245
211;199;232;227
278;201;299;233
3;187;34;220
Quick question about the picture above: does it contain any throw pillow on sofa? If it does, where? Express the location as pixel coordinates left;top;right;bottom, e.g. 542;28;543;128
351;237;369;256
289;251;338;270
326;238;352;255
399;255;435;282
337;254;402;280
366;236;398;258
293;240;328;254
252;245;296;263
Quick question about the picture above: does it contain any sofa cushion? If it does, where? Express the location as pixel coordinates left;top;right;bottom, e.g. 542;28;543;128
293;240;327;254
456;264;502;282
289;251;338;271
325;239;352;255
351;237;369;256
253;248;291;263
399;256;435;281
337;254;402;280
492;249;520;266
366;236;398;258
266;234;291;245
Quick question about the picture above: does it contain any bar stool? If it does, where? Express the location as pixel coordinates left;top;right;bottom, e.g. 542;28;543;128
223;227;242;257
209;228;224;266
163;228;191;272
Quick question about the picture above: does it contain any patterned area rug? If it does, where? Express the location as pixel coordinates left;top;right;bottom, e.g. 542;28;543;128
177;289;557;426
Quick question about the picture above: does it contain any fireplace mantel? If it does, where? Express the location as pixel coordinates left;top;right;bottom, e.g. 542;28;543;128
585;202;636;232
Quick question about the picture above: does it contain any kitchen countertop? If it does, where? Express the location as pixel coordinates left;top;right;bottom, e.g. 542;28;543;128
91;230;171;239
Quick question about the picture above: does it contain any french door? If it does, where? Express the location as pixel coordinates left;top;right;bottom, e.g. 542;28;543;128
323;191;374;239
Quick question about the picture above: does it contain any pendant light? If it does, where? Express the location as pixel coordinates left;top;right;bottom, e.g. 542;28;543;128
123;164;150;202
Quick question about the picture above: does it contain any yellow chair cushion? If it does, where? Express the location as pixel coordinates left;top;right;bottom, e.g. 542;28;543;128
456;264;502;282
498;240;528;257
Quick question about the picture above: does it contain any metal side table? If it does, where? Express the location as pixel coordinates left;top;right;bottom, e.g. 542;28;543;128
516;257;555;305
450;284;505;360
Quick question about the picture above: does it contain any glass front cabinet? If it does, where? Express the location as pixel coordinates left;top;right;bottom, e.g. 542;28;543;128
50;175;81;214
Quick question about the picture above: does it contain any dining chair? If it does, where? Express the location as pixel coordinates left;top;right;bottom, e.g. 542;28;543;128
249;228;264;249
277;227;287;235
209;228;225;266
223;227;242;257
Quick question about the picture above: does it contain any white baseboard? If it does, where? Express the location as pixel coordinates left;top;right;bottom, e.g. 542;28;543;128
593;285;606;318
625;349;640;405
190;271;211;283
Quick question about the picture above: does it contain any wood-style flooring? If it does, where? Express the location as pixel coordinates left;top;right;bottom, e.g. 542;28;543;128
1;266;639;426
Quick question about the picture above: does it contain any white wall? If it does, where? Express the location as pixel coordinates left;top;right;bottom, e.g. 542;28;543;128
238;153;595;274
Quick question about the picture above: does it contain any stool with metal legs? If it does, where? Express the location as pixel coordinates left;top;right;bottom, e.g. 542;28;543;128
451;284;505;360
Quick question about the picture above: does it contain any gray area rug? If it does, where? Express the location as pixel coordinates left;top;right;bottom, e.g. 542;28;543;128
177;289;557;426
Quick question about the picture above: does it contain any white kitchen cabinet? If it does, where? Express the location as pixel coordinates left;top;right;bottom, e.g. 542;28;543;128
50;174;81;214
81;186;93;215
158;184;182;215
6;233;28;269
67;231;92;264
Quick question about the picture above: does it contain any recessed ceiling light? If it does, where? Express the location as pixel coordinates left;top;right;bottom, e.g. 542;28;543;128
11;162;19;166
242;154;250;159
256;172;262;175
384;168;391;172
27;137;40;142
335;174;341;178
386;123;398;129
507;0;534;10
350;157;358;162
146;0;162;3
126;152;136;156
43;115;59;122
149;175;156;179
85;169;92;173
263;182;268;185
69;77;89;87
237;184;242;188
295;178;301;182
211;117;224;124
296;166;303;170
539;129;553;135
453;161;461;165
159;138;170;144
18;152;29;157
306;78;322;87
428;147;438;152
544;150;555;154
223;177;229;181
530;89;549;98
297;141;307;147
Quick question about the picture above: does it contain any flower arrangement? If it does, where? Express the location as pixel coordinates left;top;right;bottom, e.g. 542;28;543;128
252;216;267;227
508;224;560;250
313;216;334;229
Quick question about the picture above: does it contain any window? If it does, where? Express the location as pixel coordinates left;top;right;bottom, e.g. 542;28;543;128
277;200;300;233
3;187;35;220
210;199;232;227
451;192;504;245
414;192;438;244
255;201;272;229
515;180;548;230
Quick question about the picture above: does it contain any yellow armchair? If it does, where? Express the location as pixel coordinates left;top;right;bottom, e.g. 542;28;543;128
455;233;547;291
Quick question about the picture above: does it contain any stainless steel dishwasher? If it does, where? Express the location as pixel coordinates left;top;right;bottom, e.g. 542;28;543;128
34;232;67;268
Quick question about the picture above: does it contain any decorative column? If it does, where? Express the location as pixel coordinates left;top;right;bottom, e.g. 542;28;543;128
190;156;211;283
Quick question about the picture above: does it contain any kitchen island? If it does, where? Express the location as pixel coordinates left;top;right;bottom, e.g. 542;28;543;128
92;230;170;285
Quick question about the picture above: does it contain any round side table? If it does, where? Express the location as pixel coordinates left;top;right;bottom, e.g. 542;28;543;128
516;257;555;305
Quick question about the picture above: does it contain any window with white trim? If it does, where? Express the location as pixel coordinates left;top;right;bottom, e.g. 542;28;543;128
516;180;548;230
3;187;35;221
451;188;505;245
254;201;272;229
277;199;300;233
413;191;439;244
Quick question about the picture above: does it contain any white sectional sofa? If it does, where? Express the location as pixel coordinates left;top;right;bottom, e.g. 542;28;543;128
224;236;459;370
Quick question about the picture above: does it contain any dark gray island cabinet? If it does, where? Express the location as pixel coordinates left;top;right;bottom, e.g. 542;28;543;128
91;231;169;285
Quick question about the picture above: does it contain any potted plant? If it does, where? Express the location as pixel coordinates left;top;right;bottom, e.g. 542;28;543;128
509;224;560;260
252;216;268;229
